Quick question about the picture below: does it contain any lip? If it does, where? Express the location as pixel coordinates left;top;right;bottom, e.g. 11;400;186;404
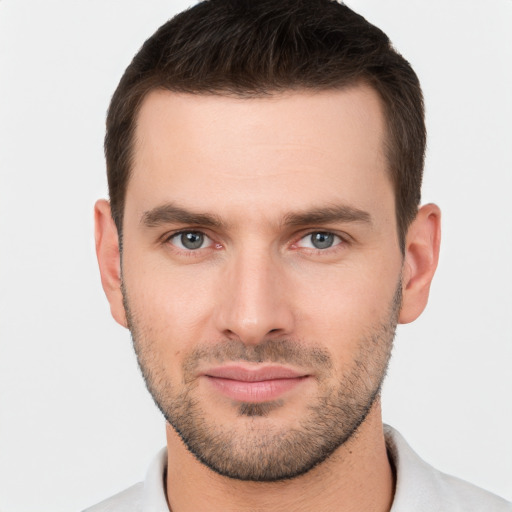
202;365;309;403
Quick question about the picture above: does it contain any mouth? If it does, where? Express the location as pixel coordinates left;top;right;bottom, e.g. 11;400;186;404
202;365;310;403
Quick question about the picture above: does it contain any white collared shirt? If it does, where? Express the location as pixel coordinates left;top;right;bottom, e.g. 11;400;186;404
84;425;512;511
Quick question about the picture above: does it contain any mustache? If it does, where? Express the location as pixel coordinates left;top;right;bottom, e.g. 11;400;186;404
182;338;333;377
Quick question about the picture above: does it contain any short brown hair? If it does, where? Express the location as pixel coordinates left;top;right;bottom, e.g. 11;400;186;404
105;0;425;249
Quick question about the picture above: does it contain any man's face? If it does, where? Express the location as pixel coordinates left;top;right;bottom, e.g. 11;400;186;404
120;86;404;481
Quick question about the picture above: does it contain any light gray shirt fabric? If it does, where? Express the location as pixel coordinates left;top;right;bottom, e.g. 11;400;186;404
84;425;512;511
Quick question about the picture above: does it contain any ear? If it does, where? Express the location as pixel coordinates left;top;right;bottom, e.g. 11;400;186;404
94;199;128;328
399;203;441;324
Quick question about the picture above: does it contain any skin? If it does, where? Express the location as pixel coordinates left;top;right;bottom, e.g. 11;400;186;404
95;85;441;511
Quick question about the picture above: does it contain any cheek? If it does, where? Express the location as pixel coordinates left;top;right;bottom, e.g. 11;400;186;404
122;256;219;356
291;260;400;346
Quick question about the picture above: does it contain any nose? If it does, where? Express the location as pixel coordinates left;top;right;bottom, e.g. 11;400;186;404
213;248;295;345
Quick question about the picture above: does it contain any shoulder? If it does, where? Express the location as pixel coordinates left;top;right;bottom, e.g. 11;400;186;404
433;471;512;512
82;447;168;512
82;482;144;512
385;425;512;512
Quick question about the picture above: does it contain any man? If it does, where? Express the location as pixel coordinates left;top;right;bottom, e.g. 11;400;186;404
88;0;511;510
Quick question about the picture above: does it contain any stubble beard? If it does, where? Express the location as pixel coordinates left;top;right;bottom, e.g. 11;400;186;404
123;283;401;482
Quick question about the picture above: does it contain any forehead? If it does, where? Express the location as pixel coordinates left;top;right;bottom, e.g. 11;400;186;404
128;86;393;225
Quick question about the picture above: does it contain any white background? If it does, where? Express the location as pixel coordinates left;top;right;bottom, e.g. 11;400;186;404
0;1;511;511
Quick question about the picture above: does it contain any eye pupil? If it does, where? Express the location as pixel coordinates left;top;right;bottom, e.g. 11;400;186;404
311;232;334;249
181;232;204;250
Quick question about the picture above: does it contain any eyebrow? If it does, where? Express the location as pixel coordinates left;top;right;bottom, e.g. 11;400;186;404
141;202;372;229
282;205;372;228
141;203;225;229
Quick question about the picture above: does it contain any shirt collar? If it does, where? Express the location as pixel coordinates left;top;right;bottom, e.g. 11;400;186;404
142;447;169;511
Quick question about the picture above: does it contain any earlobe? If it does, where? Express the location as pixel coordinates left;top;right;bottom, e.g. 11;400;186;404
94;199;128;328
399;203;441;324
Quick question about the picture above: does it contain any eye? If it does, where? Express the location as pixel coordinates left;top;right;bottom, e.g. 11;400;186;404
168;231;212;250
297;232;342;250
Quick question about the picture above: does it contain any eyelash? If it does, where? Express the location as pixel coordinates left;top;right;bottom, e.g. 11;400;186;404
163;229;350;256
292;232;347;254
164;230;219;256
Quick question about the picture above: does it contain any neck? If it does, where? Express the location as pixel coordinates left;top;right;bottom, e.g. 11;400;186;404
165;400;394;512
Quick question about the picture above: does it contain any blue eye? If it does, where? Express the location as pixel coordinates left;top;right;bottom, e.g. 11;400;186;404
169;231;210;250
298;232;342;250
